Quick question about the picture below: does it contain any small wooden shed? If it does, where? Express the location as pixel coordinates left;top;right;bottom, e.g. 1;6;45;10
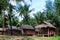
7;26;21;35
19;24;35;36
35;21;57;37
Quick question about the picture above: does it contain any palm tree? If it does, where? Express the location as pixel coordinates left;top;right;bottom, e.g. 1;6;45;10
18;4;33;24
8;0;24;35
8;3;13;35
34;12;45;24
0;0;8;34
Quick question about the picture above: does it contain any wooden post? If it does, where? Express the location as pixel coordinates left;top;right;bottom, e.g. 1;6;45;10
21;29;24;35
48;28;49;37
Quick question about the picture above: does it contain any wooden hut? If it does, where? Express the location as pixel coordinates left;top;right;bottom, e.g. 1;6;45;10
7;26;21;35
19;25;35;36
35;21;57;37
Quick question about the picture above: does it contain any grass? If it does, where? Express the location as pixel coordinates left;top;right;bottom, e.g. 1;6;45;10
0;35;14;39
26;36;60;40
0;35;60;40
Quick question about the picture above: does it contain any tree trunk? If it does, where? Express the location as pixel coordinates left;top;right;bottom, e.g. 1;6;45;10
2;10;5;35
8;13;12;35
8;4;13;35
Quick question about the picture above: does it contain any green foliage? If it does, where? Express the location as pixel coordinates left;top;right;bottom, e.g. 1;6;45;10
55;0;60;15
18;4;33;24
12;17;20;26
0;0;8;10
0;0;8;28
34;12;45;24
28;18;37;26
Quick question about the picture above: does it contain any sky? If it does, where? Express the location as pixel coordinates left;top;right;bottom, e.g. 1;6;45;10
10;0;54;21
28;0;46;17
30;0;46;12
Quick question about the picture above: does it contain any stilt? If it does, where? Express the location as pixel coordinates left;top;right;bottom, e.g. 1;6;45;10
48;28;49;37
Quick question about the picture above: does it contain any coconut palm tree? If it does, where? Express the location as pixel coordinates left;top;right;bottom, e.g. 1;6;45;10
34;12;45;24
8;0;25;35
0;0;8;34
18;4;33;24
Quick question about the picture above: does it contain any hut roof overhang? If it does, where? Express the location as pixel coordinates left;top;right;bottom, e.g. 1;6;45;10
35;21;56;29
19;24;34;30
7;26;21;30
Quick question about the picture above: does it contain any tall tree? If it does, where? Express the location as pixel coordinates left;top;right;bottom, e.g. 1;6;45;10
34;12;45;24
45;0;56;24
52;0;60;27
54;0;60;35
18;4;33;24
8;3;13;35
0;0;8;34
8;0;24;35
55;0;60;15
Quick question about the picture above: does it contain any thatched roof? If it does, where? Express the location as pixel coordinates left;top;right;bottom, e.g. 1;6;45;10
35;21;56;29
7;26;21;30
20;24;34;29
